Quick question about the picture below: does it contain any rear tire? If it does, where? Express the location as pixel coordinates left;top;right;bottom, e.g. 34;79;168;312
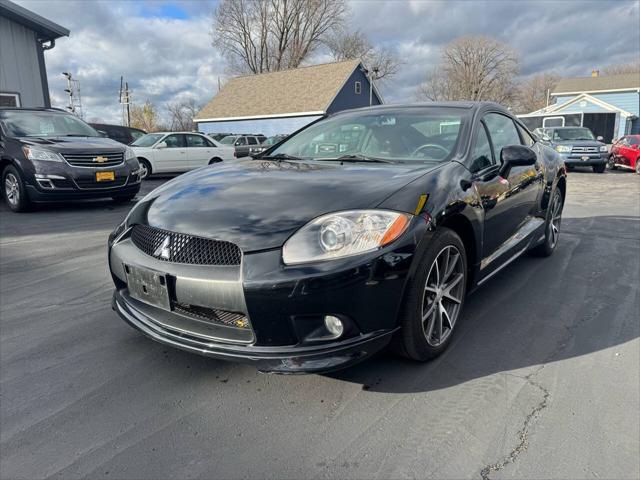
592;164;606;173
396;228;467;361
531;188;563;257
2;165;30;212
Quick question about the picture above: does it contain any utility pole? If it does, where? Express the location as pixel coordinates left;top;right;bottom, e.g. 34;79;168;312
119;77;132;126
62;72;83;118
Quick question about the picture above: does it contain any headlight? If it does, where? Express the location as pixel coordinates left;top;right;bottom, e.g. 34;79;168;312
22;146;63;162
599;145;608;152
555;145;572;153
124;146;136;161
108;220;128;247
282;210;412;265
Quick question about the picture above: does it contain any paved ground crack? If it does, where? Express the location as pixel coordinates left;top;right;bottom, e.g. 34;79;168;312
479;369;550;480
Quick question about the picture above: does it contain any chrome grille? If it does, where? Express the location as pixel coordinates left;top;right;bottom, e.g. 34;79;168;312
130;224;242;266
571;146;598;153
62;151;124;167
174;302;250;329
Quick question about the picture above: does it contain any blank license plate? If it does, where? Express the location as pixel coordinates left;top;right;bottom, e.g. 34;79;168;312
124;264;171;310
96;171;115;181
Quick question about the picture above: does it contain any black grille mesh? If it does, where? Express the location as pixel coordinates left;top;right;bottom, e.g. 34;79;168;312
130;224;241;266
174;302;249;329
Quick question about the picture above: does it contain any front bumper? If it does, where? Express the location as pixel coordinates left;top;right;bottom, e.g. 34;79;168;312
559;152;607;166
24;159;142;202
108;223;425;373
112;288;394;373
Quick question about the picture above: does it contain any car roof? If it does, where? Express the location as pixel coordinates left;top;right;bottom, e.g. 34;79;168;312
0;107;70;113
331;101;509;118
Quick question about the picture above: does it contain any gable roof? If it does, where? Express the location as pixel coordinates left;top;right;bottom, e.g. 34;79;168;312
195;60;376;122
519;92;634;118
552;73;640;95
0;0;69;40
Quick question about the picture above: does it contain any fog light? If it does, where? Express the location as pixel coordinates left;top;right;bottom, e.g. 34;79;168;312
324;315;344;338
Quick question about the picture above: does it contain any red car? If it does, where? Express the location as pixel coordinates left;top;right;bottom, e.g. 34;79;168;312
609;135;640;174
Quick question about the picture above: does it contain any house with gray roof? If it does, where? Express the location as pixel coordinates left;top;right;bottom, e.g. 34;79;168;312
0;0;69;108
194;60;383;137
519;70;640;142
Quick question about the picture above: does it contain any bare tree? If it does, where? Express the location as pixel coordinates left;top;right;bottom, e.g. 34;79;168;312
212;0;347;74
130;101;162;132
516;72;560;113
166;99;200;132
601;61;640;75
415;36;520;107
326;29;400;81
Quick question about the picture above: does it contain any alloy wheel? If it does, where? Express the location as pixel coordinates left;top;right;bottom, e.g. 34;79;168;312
421;245;465;347
4;173;20;206
549;192;563;248
139;162;149;179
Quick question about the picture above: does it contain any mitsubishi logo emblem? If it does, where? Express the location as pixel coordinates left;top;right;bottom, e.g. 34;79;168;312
154;236;171;260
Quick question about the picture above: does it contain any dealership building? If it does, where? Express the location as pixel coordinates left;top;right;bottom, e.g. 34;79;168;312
194;60;383;137
0;0;69;108
518;71;640;143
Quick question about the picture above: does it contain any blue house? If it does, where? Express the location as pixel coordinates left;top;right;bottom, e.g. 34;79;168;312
194;60;382;137
519;72;639;143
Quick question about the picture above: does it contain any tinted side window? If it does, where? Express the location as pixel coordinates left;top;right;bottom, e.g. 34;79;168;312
247;137;258;145
235;137;247;146
471;122;494;172
164;134;185;148
484;113;521;158
187;134;207;147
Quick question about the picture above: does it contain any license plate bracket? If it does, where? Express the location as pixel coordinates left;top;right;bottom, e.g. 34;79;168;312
96;171;115;182
124;264;171;310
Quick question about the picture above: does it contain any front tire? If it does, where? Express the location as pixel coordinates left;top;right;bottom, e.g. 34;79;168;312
592;164;606;173
397;228;467;361
608;155;617;170
531;188;563;257
138;158;151;179
2;165;30;212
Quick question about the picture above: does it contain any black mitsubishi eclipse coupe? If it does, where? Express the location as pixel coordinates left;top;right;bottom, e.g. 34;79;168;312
108;102;566;373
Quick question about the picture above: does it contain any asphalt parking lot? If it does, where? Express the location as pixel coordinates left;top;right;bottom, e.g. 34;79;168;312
1;170;639;479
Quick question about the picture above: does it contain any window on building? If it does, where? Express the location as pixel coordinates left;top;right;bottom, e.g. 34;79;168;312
355;81;362;95
0;93;21;108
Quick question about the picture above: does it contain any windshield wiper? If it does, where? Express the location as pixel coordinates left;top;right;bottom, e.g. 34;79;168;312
260;153;303;161
316;154;394;164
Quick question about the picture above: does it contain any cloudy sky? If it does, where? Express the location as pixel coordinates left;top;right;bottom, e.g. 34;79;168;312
15;0;640;123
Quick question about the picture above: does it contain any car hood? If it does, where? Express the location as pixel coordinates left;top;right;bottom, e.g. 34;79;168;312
17;136;125;152
131;159;436;252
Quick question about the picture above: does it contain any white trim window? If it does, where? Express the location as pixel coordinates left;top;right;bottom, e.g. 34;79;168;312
0;92;21;107
543;116;565;128
355;81;362;95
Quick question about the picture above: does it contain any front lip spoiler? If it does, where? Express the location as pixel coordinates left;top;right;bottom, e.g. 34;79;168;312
112;289;395;374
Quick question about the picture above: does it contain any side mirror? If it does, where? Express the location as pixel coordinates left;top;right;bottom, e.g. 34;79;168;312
156;141;167;149
499;145;537;177
596;136;604;142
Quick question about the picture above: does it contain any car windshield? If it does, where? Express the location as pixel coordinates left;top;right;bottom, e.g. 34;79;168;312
263;136;283;146
268;109;466;163
552;128;595;141
220;136;237;145
0;110;99;137
131;133;164;147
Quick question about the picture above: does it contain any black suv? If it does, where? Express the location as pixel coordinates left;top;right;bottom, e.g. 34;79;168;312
89;123;146;145
1;108;142;212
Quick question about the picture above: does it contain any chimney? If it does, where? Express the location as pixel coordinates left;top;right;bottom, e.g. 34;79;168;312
591;69;599;77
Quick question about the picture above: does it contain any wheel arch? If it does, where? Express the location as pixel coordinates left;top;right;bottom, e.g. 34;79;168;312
438;213;479;289
137;156;152;173
209;157;223;164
